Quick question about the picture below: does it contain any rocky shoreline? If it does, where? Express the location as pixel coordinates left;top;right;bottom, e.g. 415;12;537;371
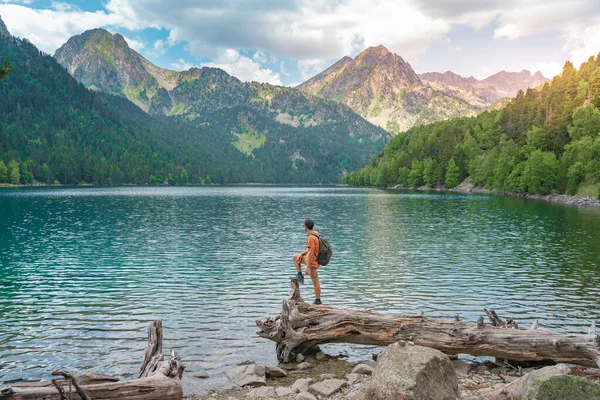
186;344;600;400
387;180;600;208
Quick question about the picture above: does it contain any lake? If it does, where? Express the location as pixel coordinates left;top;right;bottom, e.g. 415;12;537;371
1;186;599;394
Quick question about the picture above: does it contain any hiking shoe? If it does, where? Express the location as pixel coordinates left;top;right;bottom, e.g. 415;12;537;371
290;274;305;285
313;299;322;305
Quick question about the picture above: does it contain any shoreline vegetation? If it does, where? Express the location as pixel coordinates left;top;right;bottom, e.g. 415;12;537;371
388;179;600;208
343;56;600;207
2;181;599;209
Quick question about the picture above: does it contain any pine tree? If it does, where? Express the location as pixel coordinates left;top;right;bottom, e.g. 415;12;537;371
7;160;20;185
445;158;460;188
0;160;7;182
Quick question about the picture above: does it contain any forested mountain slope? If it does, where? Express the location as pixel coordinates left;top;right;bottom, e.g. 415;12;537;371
0;19;389;185
344;56;600;199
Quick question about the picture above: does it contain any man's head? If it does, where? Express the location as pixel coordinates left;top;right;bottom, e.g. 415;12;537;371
304;219;314;231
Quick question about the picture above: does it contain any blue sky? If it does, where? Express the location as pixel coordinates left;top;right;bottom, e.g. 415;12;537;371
1;0;599;86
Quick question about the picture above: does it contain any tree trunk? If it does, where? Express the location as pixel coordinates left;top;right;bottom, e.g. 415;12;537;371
1;320;184;400
256;282;600;368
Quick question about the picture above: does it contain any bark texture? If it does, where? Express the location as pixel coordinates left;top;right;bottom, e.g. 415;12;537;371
1;320;184;400
256;283;600;368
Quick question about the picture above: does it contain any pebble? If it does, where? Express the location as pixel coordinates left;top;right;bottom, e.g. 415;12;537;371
296;362;311;371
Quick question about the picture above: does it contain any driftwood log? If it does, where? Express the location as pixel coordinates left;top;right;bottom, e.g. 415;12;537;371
0;320;184;400
256;281;600;368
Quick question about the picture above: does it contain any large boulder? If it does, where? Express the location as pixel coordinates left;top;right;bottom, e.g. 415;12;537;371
224;364;266;387
523;373;600;400
367;342;459;400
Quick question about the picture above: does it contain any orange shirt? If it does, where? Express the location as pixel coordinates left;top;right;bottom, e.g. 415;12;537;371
307;234;320;268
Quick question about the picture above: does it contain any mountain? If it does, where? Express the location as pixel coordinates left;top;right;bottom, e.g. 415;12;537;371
297;46;488;133
418;71;498;101
419;69;548;101
55;29;177;113
298;46;549;134
344;57;600;199
0;16;9;38
481;70;547;98
0;20;388;185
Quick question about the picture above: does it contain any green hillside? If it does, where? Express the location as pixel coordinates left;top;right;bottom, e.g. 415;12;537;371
0;28;388;185
344;56;600;199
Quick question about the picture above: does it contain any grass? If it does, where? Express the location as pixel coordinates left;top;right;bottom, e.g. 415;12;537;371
168;103;186;116
577;182;600;199
231;124;266;157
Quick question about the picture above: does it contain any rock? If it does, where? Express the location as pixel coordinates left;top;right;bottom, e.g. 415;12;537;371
315;351;327;361
490;367;509;375
291;378;313;393
308;379;348;397
368;342;459;400
451;359;472;375
247;386;276;398
296;393;317;400
523;372;600;400
296;362;311;371
193;371;209;379
319;373;336;380
347;373;366;385
238;359;256;366
351;364;374;375
266;364;288;378
502;375;519;383
275;386;295;397
296;354;305;363
483;360;501;369
476;365;490;374
225;364;266;387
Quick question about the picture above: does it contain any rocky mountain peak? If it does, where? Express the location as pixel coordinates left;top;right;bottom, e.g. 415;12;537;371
356;45;390;58
0;15;11;38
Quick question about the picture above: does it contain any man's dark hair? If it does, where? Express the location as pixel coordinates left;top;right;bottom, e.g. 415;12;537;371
304;219;314;230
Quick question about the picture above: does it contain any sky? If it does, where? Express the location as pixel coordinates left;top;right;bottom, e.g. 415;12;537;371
1;0;599;86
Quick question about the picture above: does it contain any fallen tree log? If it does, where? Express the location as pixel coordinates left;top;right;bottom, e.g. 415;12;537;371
256;281;600;368
0;320;184;400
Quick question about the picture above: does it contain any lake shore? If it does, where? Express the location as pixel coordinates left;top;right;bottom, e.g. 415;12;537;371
184;349;591;400
386;180;600;208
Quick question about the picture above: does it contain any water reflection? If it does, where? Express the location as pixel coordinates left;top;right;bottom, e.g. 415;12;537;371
0;186;599;394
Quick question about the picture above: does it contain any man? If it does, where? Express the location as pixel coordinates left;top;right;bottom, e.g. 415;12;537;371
291;219;322;305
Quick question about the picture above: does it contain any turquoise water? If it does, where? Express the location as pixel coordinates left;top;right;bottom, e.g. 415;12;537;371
1;186;599;393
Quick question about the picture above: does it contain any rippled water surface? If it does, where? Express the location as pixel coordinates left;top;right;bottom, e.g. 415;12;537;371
1;186;600;393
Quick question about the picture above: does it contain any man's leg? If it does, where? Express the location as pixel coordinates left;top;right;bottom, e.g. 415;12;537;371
308;267;321;303
291;254;305;284
292;254;302;272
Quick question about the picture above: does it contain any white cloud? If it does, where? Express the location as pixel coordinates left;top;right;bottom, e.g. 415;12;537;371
297;58;328;80
530;62;563;79
203;49;282;85
253;51;268;64
123;35;144;51
170;58;195;71
3;0;600;84
562;20;600;68
0;4;137;54
149;38;169;56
